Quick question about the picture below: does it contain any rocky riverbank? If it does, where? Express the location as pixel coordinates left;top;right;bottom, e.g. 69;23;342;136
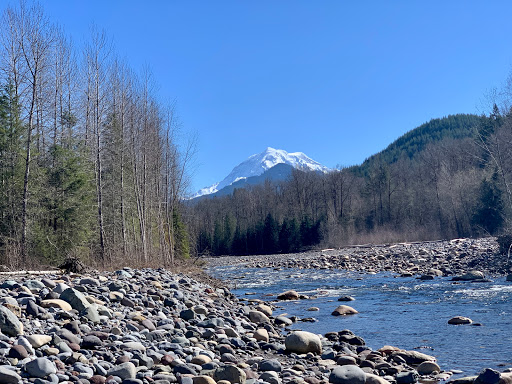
205;237;508;279
0;264;509;384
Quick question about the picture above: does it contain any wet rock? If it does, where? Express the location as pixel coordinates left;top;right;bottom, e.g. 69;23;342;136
332;305;358;316
396;371;418;384
392;350;435;365
448;316;472;325
417;361;441;375
338;296;355;302
285;331;322;354
475;368;501;384
277;290;299;300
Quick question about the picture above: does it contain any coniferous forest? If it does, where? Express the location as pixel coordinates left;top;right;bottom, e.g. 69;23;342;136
188;110;512;256
0;2;193;268
2;2;512;266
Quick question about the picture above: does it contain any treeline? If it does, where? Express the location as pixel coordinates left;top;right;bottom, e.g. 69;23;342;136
0;2;192;268
197;213;322;256
188;111;512;255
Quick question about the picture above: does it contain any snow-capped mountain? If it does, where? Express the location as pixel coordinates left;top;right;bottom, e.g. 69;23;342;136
192;147;329;198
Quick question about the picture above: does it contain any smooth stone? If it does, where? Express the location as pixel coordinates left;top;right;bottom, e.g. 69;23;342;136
448;316;472;325
396;371;418;384
255;304;273;317
392;350;436;365
332;305;358;316
9;345;28;359
337;356;357;366
338;296;355;302
260;371;280;384
24;357;57;378
0;305;23;336
249;310;270;324
191;355;211;365
26;335;52;348
193;375;217;384
459;270;485;281
214;365;247;384
365;373;391;384
260;359;282;372
329;365;366;384
254;328;269;342
285;331;322;354
0;366;22;384
40;299;72;311
475;368;501;384
277;290;299;300
417;362;441;375
107;362;137;380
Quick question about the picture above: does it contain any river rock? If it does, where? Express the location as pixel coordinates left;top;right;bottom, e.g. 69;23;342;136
255;303;273;316
329;365;367;384
254;328;270;342
214;365;247;384
365;373;391;384
332;305;358;316
475;368;501;384
0;366;21;384
392;350;435;365
448;316;472;325
0;305;23;336
277;290;299;300
25;334;52;348
417;361;441;375
458;270;485;281
60;287;90;312
40;299;72;311
249;310;270;324
24;357;56;378
108;362;137;380
193;376;217;384
396;371;418;384
285;331;322;354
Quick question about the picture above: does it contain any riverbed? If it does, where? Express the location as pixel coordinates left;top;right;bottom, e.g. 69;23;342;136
208;264;512;376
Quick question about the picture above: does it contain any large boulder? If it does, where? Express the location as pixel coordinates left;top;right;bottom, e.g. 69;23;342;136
456;270;485;281
285;331;322;354
0;305;23;336
475;368;501;384
329;365;366;384
332;305;358;316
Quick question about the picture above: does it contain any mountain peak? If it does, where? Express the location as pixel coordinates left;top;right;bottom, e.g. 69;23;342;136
192;148;329;199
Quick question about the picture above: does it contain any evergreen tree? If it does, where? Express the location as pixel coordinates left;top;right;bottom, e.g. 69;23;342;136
262;213;279;254
173;210;190;258
32;144;95;263
472;169;504;235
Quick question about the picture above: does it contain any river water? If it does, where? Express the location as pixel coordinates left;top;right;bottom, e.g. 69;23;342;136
208;265;512;376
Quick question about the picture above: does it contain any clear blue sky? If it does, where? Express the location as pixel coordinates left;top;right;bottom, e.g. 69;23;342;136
3;1;512;193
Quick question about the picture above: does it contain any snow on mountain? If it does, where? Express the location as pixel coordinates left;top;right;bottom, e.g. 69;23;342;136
192;147;329;198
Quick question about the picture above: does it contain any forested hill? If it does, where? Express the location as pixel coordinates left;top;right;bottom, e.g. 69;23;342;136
354;114;483;174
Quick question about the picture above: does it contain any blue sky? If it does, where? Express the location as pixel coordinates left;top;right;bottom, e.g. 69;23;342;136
3;1;512;193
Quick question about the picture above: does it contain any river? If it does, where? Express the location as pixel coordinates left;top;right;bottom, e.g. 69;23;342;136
208;264;512;376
